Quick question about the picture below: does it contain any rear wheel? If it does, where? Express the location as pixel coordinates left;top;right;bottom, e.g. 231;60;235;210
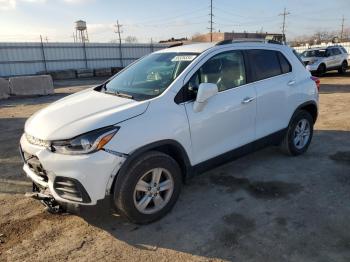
338;61;348;74
113;151;182;224
280;110;314;156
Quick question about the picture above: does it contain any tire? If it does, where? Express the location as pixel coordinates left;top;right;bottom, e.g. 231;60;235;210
338;61;348;74
316;64;326;76
280;110;314;156
113;151;182;224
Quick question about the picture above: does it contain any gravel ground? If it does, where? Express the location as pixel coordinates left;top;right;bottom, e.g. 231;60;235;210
0;73;349;261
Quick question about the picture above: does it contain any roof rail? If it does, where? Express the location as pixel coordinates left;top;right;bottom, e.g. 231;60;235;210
167;42;184;48
215;38;283;46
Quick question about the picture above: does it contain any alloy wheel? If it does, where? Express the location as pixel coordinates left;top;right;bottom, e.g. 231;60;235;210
293;119;311;149
133;168;174;214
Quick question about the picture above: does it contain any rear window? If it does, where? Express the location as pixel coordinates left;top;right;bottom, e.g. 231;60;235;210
340;47;347;53
247;49;291;82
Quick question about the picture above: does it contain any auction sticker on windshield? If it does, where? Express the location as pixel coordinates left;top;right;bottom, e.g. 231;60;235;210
171;55;197;62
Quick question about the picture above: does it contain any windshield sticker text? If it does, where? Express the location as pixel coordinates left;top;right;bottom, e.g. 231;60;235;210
171;55;196;62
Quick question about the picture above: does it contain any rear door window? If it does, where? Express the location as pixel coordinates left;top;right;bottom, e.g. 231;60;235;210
246;49;282;81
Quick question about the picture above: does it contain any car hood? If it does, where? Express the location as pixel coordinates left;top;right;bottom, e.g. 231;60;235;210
25;89;149;140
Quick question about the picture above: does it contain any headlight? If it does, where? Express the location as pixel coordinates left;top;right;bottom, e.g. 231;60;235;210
51;126;119;155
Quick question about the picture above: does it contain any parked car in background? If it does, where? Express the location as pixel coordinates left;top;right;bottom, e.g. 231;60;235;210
301;45;349;76
20;40;319;224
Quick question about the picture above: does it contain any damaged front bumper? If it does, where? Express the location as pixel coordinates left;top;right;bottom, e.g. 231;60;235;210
20;134;127;206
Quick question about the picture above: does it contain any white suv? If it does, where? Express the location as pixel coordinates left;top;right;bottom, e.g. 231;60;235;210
301;45;349;75
20;41;319;223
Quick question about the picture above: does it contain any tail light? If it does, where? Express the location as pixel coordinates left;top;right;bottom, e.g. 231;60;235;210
311;76;320;91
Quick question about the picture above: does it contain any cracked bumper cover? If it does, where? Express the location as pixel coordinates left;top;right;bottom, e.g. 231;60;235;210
20;134;127;205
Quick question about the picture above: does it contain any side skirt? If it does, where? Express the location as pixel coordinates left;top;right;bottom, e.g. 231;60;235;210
190;128;287;176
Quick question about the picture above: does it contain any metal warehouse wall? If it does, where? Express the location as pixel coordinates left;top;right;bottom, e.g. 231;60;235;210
0;42;167;77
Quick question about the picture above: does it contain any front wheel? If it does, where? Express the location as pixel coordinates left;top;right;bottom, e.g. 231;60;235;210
113;151;182;224
280;110;314;156
316;64;326;76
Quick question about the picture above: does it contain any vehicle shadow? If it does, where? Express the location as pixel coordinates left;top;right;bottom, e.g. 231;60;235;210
79;129;350;260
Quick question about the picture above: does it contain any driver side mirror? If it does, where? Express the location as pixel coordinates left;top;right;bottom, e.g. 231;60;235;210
193;83;218;112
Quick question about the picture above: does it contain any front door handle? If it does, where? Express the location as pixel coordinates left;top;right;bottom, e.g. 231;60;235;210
288;80;296;86
241;97;255;104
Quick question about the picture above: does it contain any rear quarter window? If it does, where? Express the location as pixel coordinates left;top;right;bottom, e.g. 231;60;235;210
278;52;292;74
247;49;292;82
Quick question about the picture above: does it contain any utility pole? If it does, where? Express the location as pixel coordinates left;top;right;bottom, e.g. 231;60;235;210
114;20;123;45
114;20;124;67
208;0;214;42
39;35;47;73
279;8;290;42
340;15;345;41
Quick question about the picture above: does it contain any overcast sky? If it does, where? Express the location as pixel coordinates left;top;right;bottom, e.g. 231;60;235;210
0;0;349;43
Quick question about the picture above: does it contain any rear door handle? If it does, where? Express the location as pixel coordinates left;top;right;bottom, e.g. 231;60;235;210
288;80;296;86
241;97;255;104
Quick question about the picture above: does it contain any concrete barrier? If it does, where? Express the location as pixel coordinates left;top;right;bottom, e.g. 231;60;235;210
94;68;112;77
77;68;93;78
9;75;54;96
39;69;76;80
0;78;10;99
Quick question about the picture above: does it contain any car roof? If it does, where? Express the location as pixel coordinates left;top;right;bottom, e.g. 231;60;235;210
156;43;215;53
306;46;342;51
156;41;289;54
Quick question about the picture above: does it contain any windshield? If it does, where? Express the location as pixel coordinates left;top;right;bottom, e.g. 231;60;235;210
104;52;198;101
301;49;326;58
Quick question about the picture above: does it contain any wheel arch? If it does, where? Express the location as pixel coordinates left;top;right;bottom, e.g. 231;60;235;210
291;101;318;124
110;140;192;195
318;62;326;69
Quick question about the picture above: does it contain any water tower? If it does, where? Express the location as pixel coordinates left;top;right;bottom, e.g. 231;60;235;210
74;20;89;43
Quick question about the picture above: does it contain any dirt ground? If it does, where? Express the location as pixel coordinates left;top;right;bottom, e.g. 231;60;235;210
0;72;349;261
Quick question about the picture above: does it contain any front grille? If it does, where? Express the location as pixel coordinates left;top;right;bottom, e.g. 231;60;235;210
53;177;91;203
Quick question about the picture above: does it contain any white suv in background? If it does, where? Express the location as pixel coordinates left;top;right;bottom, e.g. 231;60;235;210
20;41;319;224
301;45;349;75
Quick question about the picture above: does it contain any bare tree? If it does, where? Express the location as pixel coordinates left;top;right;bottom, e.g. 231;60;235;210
342;27;350;40
125;36;138;43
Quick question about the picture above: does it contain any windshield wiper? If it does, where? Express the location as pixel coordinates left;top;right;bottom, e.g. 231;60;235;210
104;90;134;99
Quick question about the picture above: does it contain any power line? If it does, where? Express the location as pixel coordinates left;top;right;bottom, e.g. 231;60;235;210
279;8;290;41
